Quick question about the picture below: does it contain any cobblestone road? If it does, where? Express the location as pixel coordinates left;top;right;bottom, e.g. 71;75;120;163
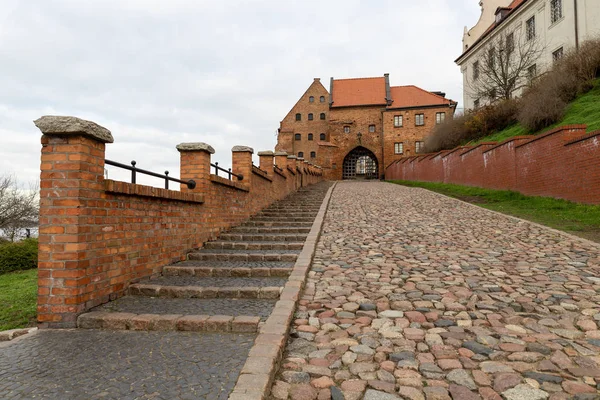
271;182;600;400
0;330;255;399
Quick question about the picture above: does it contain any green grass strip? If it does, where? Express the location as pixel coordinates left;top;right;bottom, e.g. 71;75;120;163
388;180;600;243
0;269;38;331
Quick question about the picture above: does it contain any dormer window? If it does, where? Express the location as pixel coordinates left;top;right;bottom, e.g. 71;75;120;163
495;13;502;23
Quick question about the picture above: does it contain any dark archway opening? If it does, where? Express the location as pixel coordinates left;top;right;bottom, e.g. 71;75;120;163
342;147;379;180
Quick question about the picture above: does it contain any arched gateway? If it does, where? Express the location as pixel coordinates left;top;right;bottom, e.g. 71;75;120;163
342;147;379;180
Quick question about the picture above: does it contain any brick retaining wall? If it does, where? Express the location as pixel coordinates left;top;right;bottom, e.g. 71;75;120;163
35;116;323;328
385;125;600;204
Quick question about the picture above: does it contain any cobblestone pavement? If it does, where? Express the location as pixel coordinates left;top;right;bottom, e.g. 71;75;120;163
271;182;600;400
0;330;255;400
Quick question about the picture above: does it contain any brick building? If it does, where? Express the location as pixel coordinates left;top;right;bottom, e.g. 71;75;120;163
276;74;457;180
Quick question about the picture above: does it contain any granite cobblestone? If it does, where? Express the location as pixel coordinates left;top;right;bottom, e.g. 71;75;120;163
270;182;600;400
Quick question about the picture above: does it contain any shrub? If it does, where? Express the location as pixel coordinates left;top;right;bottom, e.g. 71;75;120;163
518;37;600;131
0;239;38;274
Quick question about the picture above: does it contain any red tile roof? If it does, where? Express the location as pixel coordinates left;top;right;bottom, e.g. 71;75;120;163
456;0;529;62
388;86;452;109
331;77;387;108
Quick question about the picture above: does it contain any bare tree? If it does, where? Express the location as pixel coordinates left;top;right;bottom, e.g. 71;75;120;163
0;174;39;242
469;27;544;104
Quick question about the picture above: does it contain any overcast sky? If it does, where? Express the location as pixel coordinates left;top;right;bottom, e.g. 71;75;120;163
0;0;479;187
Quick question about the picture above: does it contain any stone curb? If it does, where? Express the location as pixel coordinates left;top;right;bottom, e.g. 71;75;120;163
162;266;292;278
400;183;600;250
128;284;283;299
228;182;337;400
77;312;261;333
0;327;38;343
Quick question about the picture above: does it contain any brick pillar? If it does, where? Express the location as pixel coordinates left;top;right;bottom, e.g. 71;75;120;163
274;151;288;172
257;150;275;178
34;115;113;328
177;142;214;193
287;155;298;189
232;145;254;186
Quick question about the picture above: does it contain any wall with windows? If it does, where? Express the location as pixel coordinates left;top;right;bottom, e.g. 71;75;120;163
276;78;329;161
382;106;451;169
457;0;600;111
386;124;600;204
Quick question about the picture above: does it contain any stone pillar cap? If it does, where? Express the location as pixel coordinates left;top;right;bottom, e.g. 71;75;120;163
232;145;254;153
34;115;114;143
287;155;297;159
297;157;305;161
257;150;274;156
274;151;288;156
176;142;215;154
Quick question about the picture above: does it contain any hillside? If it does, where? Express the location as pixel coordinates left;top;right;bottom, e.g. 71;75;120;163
470;78;600;145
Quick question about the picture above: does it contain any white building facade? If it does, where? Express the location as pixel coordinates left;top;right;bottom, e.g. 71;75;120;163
456;0;600;111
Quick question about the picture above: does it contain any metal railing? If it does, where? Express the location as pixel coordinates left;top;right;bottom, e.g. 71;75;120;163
211;162;243;180
274;165;284;174
105;159;196;190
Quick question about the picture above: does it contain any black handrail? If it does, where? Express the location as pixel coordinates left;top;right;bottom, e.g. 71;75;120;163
274;165;284;173
105;159;196;190
211;162;243;180
252;163;268;175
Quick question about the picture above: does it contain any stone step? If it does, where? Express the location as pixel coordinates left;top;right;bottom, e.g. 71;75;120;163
242;220;313;227
257;211;318;216
248;216;315;222
78;311;262;333
228;226;311;234
129;284;282;299
188;249;298;262
218;233;307;242
163;261;294;277
203;240;304;251
90;296;276;321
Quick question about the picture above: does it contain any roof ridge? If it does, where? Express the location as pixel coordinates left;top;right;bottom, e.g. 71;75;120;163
333;76;385;82
390;85;450;101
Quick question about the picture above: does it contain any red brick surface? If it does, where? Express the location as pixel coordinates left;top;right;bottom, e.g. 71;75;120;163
37;133;323;328
386;125;600;204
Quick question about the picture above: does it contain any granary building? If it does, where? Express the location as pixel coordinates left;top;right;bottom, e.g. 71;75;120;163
456;0;600;110
275;74;457;180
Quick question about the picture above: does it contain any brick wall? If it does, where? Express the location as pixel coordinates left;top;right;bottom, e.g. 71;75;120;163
35;116;323;328
385;125;600;205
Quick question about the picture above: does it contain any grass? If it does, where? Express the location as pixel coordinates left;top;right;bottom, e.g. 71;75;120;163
389;180;600;243
0;269;37;331
470;79;600;145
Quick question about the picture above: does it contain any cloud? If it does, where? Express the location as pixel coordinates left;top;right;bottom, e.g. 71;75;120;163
0;0;479;186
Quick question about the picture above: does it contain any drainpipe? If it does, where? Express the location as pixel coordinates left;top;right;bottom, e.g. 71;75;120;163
574;0;579;50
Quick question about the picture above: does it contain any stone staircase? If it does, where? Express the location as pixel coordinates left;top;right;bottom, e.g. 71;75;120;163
77;182;331;333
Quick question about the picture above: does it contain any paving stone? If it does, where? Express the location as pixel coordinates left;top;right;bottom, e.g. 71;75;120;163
501;384;549;400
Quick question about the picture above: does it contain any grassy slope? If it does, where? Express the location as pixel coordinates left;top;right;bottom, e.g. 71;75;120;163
389;180;600;243
0;269;37;331
470;79;600;145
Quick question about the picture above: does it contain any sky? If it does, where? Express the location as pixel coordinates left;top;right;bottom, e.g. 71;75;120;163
0;0;480;187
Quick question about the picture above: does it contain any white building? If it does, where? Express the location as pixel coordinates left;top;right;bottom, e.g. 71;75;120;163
456;0;600;110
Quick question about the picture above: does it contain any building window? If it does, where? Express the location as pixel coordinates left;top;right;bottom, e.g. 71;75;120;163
528;64;537;81
415;114;425;126
344;126;350;133
310;151;316;158
506;32;514;54
369;125;375;132
394;115;403;127
553;47;564;62
295;134;301;141
320;133;326;140
295;113;301;121
308;133;313;141
298;152;304;158
473;61;480;80
308;113;314;121
320;96;325;102
416;141;425;153
309;96;314;103
436;112;445;124
551;0;563;24
394;142;404;155
526;16;536;41
474;99;481;109
320;113;326;120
